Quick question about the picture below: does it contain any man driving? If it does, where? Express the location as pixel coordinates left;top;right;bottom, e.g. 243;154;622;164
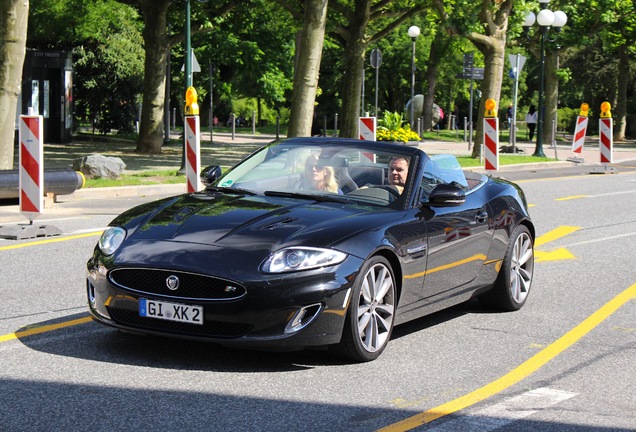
388;156;409;193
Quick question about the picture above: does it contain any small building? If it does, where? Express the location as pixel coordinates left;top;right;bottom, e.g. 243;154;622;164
17;49;73;143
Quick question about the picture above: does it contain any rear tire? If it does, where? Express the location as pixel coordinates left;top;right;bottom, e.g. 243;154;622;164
479;225;534;311
334;256;396;362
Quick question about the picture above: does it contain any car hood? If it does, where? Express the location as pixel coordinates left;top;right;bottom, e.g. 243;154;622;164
113;191;398;252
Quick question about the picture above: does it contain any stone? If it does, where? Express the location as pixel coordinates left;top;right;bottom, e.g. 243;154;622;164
73;154;126;179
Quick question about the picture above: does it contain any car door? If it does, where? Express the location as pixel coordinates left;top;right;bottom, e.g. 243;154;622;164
416;161;493;302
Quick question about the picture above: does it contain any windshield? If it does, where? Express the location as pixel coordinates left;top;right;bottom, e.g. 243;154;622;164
212;140;414;207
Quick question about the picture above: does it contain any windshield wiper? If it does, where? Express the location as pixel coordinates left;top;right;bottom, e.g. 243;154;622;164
264;191;351;204
205;186;257;196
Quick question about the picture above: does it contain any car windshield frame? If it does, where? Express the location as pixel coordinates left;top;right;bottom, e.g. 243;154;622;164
209;138;421;209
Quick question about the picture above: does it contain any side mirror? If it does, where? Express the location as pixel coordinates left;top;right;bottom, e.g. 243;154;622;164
427;184;466;206
200;165;222;187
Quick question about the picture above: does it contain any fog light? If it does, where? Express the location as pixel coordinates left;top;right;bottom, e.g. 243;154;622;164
285;304;322;334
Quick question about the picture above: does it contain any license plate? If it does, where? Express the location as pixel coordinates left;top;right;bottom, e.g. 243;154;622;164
139;298;204;325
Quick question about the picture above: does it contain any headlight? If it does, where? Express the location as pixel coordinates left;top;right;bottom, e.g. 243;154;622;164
262;247;347;273
98;227;127;256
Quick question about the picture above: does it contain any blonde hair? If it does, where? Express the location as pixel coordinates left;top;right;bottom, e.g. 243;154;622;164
322;166;339;193
306;155;340;193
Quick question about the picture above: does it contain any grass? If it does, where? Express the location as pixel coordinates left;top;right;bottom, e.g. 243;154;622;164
457;155;554;167
83;170;185;188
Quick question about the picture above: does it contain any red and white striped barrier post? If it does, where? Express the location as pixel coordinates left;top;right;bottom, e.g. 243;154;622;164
483;98;499;171
571;103;589;155
19;114;44;222
358;116;376;141
599;101;613;164
184;86;202;193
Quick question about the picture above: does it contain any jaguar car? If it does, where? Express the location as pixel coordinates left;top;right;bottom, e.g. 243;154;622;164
86;137;535;362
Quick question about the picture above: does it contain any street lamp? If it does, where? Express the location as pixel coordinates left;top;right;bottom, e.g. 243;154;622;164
407;25;420;128
524;0;567;157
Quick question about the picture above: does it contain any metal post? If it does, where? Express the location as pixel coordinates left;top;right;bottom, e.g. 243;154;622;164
231;113;235;140
410;38;416;127
551;119;558;159
164;50;171;144
464;117;468;143
334;113;338;137
361;66;365;117
179;0;192;174
512;54;521;152
209;62;214;143
276;116;280;139
374;62;379;117
535;26;547;157
468;79;474;150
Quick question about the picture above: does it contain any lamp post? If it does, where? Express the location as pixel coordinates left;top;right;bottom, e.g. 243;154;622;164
524;0;567;157
407;26;420;127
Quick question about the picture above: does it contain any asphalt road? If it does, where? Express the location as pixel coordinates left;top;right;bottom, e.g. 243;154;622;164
0;166;635;431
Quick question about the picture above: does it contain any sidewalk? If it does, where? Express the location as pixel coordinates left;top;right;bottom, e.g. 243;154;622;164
12;131;636;202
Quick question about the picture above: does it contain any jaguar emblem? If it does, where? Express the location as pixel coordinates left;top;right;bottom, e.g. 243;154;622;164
166;275;180;291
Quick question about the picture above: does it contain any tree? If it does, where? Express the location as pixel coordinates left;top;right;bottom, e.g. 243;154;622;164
133;0;171;153
460;0;513;158
0;0;29;170
327;0;427;138
275;0;329;137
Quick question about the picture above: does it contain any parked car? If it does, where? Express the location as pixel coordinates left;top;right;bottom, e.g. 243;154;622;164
86;137;534;362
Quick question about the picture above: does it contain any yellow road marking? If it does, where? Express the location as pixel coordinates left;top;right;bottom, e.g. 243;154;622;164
555;195;590;201
535;247;576;262
0;231;102;251
377;281;636;431
0;316;93;343
534;226;581;248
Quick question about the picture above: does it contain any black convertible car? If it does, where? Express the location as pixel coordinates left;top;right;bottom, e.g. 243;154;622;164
87;137;534;362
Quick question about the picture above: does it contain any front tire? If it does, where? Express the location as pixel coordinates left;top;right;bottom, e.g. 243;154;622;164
334;256;396;362
480;225;534;311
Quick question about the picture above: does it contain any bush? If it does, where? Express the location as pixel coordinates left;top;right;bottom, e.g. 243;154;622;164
557;107;579;132
377;111;421;143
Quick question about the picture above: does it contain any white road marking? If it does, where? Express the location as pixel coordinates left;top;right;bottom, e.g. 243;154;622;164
426;388;577;431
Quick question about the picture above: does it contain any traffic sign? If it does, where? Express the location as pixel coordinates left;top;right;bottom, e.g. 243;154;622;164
181;51;201;73
370;48;382;69
457;67;484;80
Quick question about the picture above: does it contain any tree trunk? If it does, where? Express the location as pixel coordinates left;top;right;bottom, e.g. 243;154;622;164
614;46;628;141
287;0;328;138
469;35;506;159
135;0;170;153
543;49;560;149
467;0;511;159
422;32;448;132
335;2;370;139
0;0;29;169
339;39;367;138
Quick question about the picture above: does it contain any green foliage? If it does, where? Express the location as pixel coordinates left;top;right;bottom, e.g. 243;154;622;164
378;111;405;131
29;0;144;134
377;111;421;142
557;107;579;132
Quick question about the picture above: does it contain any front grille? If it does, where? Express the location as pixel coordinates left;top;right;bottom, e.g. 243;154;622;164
108;307;252;338
109;268;246;300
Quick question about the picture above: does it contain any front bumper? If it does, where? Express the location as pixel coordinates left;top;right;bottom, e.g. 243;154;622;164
86;254;362;349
